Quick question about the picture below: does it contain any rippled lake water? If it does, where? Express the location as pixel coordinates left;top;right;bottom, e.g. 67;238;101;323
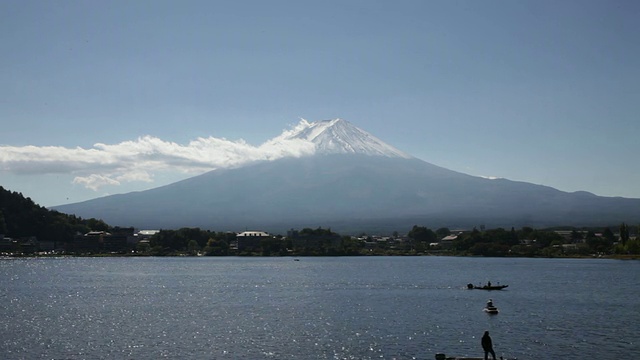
1;256;638;359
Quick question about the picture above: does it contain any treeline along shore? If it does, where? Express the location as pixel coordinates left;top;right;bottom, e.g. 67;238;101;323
1;186;639;258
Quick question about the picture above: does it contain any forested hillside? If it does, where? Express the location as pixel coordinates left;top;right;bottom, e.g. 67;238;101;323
0;186;109;243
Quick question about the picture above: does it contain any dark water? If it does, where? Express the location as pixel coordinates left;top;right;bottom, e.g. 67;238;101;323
1;256;638;359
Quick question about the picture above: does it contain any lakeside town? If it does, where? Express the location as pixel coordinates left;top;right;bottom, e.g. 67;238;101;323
2;186;639;258
2;224;639;259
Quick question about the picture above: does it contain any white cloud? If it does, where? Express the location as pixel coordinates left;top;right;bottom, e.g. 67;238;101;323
72;174;122;191
1;122;317;191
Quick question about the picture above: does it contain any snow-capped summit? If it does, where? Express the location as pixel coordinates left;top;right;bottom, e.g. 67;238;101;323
282;118;412;158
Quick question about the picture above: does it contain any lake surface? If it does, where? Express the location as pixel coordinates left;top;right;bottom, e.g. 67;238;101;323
1;256;638;359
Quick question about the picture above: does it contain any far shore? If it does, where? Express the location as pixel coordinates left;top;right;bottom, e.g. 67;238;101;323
2;252;638;260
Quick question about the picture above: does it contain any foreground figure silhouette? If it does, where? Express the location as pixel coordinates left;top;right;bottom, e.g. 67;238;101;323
481;331;496;360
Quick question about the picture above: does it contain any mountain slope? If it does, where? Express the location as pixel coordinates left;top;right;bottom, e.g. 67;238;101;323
53;154;640;233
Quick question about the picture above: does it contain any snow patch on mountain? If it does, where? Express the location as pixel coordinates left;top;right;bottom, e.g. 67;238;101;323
277;118;412;158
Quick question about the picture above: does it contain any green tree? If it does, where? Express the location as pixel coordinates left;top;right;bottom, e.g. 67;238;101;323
602;228;615;242
620;223;630;245
0;210;7;234
136;241;151;254
586;234;613;253
435;227;451;239
204;237;229;256
407;225;437;243
485;228;519;247
260;237;283;256
509;244;538;257
534;230;563;248
571;230;583;242
86;218;110;232
627;239;640;254
469;242;509;257
342;236;362;255
187;239;201;255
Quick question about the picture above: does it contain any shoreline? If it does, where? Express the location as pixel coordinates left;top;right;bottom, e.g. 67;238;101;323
3;252;638;260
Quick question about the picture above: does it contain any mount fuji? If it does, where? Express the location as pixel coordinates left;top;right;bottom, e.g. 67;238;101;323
279;118;411;158
54;119;640;233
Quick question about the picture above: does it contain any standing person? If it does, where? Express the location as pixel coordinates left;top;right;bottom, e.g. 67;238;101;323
481;331;496;360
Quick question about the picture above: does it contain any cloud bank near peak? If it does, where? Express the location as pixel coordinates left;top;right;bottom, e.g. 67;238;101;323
1;125;317;191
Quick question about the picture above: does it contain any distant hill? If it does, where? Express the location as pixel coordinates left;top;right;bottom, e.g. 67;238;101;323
53;119;640;234
0;186;108;242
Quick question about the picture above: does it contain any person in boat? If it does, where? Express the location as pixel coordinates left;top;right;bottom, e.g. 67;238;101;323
486;299;493;308
481;330;496;360
487;281;492;287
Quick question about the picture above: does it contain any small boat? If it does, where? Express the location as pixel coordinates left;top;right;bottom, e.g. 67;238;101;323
483;299;499;314
483;305;499;314
435;354;513;360
467;283;508;290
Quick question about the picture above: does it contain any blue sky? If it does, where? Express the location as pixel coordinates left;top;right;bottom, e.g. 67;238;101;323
1;0;639;207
